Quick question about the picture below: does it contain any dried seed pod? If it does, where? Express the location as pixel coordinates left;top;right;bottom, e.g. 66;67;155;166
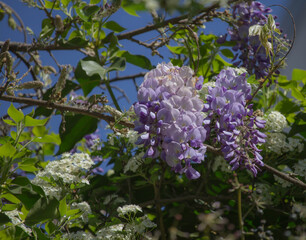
17;81;44;90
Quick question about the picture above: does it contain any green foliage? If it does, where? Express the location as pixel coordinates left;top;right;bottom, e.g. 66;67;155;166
58;115;98;154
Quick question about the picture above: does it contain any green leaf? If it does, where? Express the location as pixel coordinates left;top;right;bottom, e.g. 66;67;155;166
81;60;106;77
275;99;300;114
57;115;98;154
0;213;10;225
166;45;188;55
11;131;31;142
107;57;126;72
59;196;67;217
120;51;152;70
59;37;88;48
40;18;55;39
8;104;24;123
1;193;21;204
1;204;19;211
104;21;126;33
25;197;59;226
2;119;16;126
45;221;57;235
18;165;38;172
0;142;16;158
33;227;50;240
12;177;45;196
45;0;60;9
9;187;40;210
292;68;306;81
121;0;145;16
33;134;61;145
90;0;100;3
221;49;234;59
75;59;102;96
61;0;71;7
82;5;100;17
74;3;89;22
24;116;48;127
289;123;306;137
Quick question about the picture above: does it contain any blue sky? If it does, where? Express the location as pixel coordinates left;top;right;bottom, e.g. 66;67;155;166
0;0;295;138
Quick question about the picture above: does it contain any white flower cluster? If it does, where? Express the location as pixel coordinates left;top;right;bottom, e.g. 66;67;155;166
124;152;145;173
212;155;231;173
117;204;142;218
62;231;94;240
294;159;306;180
96;216;156;240
264;111;288;132
126;129;140;146
292;203;306;219
71;201;92;223
265;133;304;154
274;175;292;188
31;177;62;199
108;132;121;146
273;160;306;188
2;210;32;235
32;153;94;198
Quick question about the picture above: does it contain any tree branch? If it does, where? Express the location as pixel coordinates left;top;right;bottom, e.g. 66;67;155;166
263;164;306;190
0;1;240;52
139;195;232;207
0;94;134;128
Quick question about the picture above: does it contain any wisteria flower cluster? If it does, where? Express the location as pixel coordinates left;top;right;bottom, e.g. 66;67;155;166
203;68;266;176
134;62;207;179
225;1;277;79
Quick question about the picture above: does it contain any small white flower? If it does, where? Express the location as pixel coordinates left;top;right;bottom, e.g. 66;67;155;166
117;204;142;217
126;130;139;146
294;159;306;180
3;210;32;235
274;175;293;188
62;231;94;240
264;111;288;132
264;132;286;154
32;153;94;198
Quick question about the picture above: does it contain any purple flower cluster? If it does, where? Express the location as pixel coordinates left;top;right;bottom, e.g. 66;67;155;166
84;132;104;174
134;63;207;179
224;1;277;79
203;68;266;176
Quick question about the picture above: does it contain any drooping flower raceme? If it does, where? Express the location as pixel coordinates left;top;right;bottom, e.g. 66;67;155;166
134;62;207;179
203;68;266;176
225;1;280;79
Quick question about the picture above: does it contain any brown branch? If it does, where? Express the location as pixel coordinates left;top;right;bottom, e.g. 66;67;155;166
108;72;146;83
0;94;134;128
263;164;306;190
139;195;232;207
0;1;240;52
